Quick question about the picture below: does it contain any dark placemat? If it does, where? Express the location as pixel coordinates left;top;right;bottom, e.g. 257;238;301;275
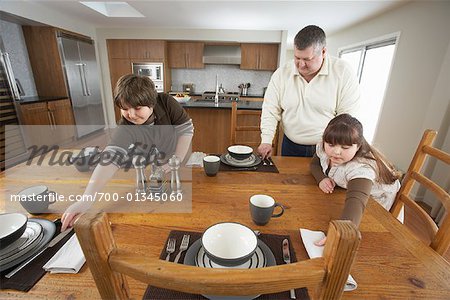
0;219;75;292
143;230;309;299
219;158;279;173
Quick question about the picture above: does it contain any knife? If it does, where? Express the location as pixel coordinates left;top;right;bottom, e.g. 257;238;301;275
229;166;258;171
5;228;74;278
282;238;296;299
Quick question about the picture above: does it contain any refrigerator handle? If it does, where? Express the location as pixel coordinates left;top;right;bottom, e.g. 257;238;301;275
81;63;91;96
76;63;87;96
1;52;21;100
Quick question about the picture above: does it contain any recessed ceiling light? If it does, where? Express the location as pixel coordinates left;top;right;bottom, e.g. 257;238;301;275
80;2;144;17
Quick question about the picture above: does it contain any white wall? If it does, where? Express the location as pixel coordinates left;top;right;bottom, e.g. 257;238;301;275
327;1;450;173
95;28;285;124
1;1;96;37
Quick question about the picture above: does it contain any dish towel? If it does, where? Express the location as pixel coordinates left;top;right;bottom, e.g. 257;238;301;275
299;228;357;292
43;234;85;274
186;152;206;167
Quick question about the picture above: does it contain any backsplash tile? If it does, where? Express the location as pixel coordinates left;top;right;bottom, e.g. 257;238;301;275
171;64;273;96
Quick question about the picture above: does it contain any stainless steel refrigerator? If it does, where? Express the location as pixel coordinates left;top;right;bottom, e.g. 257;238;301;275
0;35;28;170
57;33;105;138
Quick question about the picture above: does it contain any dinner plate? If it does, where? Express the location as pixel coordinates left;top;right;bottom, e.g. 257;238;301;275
0;221;42;260
0;219;56;272
220;154;262;168
184;238;276;300
0;225;43;264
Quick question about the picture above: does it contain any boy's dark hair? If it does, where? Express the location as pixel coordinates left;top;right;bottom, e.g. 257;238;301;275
114;74;158;109
294;25;326;52
322;113;402;184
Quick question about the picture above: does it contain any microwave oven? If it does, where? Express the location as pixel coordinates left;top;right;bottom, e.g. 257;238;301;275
132;62;164;92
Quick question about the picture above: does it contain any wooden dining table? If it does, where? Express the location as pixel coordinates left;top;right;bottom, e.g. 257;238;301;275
1;156;449;299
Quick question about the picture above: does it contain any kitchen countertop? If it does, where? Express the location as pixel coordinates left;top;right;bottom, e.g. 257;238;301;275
17;96;68;105
181;99;262;110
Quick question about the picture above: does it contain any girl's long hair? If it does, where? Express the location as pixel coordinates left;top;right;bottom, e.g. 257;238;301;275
322;114;401;184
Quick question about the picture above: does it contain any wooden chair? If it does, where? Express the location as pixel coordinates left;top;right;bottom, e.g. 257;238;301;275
390;129;450;256
75;212;360;300
230;101;279;153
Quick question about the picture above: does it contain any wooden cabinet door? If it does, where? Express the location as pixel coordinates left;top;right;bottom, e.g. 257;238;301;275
168;42;204;68
19;102;51;125
129;40;165;61
22;26;68;98
258;44;278;71
185;42;204;68
48;99;75;125
108;58;132;122
168;42;187;68
241;43;278;71
107;40;129;59
240;44;259;70
48;99;75;143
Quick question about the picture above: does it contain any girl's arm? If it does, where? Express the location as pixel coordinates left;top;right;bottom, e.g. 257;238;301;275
310;154;335;193
310;154;327;182
340;178;373;227
315;177;373;246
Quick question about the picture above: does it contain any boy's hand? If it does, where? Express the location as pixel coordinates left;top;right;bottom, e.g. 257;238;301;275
319;178;335;194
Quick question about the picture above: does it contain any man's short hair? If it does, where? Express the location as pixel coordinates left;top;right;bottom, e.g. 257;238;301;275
294;25;326;52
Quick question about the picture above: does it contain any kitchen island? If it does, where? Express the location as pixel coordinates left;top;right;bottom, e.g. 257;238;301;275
181;99;264;154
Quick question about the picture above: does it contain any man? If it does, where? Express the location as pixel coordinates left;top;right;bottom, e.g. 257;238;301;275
257;25;361;158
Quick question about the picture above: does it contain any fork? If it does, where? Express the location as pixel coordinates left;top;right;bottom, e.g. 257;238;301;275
165;238;176;261
173;234;190;263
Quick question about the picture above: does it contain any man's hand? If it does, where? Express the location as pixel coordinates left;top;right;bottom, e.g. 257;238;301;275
319;178;336;194
257;143;272;159
61;201;92;231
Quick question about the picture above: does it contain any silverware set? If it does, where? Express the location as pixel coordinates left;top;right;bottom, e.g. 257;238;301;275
166;234;190;263
262;158;274;166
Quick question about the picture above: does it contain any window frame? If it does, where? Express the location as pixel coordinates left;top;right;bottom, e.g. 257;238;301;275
337;32;401;142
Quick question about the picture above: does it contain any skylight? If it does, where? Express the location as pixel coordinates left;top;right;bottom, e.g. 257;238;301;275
80;2;144;17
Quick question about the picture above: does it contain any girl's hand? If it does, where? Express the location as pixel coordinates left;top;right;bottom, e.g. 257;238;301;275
319;178;336;193
314;236;327;247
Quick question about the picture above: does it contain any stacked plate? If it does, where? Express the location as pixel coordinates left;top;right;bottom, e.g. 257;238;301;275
220;153;262;168
0;219;56;272
183;239;276;300
184;239;276;269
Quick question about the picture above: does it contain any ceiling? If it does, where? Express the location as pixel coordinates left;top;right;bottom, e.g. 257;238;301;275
4;1;409;48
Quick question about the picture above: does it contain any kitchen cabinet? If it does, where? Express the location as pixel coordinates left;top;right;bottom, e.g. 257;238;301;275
128;40;165;61
168;42;204;68
18;99;75;146
22;26;68;98
108;58;132;121
106;40;130;59
240;43;279;71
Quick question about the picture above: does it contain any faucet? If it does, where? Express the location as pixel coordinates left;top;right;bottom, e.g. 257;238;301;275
214;74;219;105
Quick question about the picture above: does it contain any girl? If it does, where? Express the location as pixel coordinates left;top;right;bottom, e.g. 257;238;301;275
310;114;401;244
61;74;194;230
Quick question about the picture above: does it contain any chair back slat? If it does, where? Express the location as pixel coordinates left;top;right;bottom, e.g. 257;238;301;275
75;212;360;299
390;129;450;256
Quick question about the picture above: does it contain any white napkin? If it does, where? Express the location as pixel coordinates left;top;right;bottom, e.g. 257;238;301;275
43;234;86;274
299;228;357;291
186;152;206;167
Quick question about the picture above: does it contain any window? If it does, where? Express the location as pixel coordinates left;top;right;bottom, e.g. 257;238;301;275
339;34;399;143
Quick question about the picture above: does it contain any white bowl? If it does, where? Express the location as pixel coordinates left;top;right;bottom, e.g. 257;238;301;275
0;213;28;249
227;145;253;160
201;222;257;267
